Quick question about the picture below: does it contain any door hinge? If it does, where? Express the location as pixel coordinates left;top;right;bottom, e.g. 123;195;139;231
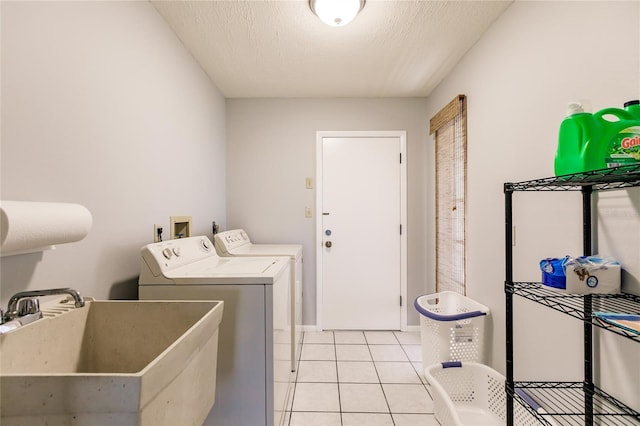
400;224;402;235
400;153;402;164
400;295;403;306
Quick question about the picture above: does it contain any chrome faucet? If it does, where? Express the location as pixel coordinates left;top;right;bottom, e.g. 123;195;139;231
2;288;85;324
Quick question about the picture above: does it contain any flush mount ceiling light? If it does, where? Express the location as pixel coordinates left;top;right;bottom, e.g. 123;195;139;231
309;0;366;27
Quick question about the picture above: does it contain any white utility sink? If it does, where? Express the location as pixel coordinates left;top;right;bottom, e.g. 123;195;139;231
0;298;224;426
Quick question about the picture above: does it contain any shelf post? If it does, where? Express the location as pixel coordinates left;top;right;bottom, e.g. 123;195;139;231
582;185;592;256
504;184;514;426
582;185;594;426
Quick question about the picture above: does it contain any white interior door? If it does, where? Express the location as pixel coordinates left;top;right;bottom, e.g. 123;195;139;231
317;132;406;330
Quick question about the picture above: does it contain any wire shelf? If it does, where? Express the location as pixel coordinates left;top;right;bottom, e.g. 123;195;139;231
504;164;640;192
504;163;640;425
507;282;640;342
509;382;640;426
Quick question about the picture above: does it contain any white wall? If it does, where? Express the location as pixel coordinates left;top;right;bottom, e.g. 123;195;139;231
425;0;639;411
1;1;226;305
225;98;431;326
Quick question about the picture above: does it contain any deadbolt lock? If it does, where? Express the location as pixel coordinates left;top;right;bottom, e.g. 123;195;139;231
325;241;332;248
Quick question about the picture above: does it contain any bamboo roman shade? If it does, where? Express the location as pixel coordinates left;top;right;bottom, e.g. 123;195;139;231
431;95;467;295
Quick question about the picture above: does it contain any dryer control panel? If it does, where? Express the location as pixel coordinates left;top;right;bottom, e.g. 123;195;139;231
214;229;251;253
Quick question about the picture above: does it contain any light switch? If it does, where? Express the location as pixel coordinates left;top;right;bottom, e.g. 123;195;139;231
305;207;312;218
305;177;313;189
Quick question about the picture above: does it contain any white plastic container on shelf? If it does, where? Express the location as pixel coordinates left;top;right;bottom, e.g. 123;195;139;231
414;291;490;366
424;362;544;426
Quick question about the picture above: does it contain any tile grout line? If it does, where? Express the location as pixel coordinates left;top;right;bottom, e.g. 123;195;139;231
365;332;396;424
385;332;401;425
286;330;305;426
330;331;345;426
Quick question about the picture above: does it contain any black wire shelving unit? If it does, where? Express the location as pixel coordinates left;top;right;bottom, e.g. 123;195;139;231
504;164;640;426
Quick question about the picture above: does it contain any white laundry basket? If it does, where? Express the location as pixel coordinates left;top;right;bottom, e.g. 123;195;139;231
424;362;542;426
414;291;489;366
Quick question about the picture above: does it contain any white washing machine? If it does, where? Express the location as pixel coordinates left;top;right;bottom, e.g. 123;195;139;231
138;236;292;426
214;229;303;371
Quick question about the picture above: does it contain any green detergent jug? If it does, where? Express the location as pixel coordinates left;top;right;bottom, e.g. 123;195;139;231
554;100;640;176
554;103;601;176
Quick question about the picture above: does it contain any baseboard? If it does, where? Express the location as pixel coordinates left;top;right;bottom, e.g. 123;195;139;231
300;325;421;332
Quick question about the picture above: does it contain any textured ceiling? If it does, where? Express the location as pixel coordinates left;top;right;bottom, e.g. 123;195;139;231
152;0;513;98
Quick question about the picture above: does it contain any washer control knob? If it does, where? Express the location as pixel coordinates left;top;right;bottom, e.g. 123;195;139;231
201;239;211;251
325;241;332;248
172;247;181;257
162;248;173;259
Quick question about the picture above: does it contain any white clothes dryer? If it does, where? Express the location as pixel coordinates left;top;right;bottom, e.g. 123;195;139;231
138;236;292;426
214;229;303;371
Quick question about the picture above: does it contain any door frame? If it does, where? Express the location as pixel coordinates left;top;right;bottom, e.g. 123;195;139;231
315;130;408;331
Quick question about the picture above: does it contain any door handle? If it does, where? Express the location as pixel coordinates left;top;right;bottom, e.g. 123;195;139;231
325;241;332;248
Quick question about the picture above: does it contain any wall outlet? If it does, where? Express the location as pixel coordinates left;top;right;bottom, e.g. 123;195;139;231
154;224;163;243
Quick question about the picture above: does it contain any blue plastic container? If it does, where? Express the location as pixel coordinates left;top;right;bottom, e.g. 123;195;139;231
539;257;568;289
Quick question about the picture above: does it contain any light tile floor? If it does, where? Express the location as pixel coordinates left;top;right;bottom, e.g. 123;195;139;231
285;330;439;426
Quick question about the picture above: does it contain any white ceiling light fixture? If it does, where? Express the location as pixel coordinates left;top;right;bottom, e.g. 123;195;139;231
309;0;366;27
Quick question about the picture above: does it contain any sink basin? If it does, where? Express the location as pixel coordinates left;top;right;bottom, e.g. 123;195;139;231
0;298;224;426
